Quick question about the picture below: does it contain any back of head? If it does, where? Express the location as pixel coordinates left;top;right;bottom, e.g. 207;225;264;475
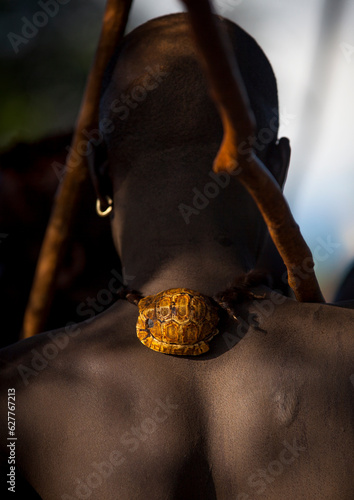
99;13;279;163
94;14;285;285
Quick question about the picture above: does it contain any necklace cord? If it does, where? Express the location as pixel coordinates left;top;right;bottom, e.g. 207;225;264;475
116;270;271;318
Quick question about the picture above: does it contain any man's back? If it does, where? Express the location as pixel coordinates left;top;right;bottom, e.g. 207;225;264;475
2;292;354;499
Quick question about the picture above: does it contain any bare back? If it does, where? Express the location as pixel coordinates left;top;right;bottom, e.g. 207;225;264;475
1;292;354;499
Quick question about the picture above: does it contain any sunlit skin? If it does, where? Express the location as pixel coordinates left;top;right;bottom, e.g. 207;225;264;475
1;14;354;499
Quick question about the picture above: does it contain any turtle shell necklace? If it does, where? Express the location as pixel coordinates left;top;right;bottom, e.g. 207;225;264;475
117;271;269;356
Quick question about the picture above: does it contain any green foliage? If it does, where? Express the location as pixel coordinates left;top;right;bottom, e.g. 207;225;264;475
0;0;105;149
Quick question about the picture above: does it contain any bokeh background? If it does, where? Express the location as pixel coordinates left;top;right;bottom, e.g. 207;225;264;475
0;0;353;342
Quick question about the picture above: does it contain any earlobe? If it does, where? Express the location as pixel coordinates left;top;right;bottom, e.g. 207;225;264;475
266;137;291;190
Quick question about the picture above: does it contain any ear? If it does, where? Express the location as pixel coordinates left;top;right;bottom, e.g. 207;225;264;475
265;137;291;190
87;139;112;206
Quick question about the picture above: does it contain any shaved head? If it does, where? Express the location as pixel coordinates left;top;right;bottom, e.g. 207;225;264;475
91;13;289;273
99;13;279;160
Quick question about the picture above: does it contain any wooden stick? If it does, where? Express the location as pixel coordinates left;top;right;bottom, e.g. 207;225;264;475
21;0;133;339
181;0;324;303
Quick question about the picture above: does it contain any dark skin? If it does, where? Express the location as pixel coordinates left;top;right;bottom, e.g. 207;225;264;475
1;14;354;500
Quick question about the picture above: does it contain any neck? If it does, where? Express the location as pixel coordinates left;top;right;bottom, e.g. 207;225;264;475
120;239;255;298
110;146;265;297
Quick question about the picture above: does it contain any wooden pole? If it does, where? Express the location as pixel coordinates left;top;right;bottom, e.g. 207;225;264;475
181;0;324;303
21;0;134;339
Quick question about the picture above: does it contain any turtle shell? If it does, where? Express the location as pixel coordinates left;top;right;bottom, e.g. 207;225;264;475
136;288;219;355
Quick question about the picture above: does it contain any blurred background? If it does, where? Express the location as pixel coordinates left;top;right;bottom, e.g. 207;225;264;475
0;0;353;344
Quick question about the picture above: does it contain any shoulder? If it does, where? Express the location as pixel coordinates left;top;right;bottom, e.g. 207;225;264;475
0;303;141;466
215;293;354;441
213;291;354;409
248;292;354;367
0;321;83;391
246;289;354;343
243;294;354;416
0;300;139;389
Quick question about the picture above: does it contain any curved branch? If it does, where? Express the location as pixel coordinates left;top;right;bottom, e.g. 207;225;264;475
21;0;134;339
181;0;324;303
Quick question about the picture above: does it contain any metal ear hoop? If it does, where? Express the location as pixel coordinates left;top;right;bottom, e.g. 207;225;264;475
96;196;113;217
